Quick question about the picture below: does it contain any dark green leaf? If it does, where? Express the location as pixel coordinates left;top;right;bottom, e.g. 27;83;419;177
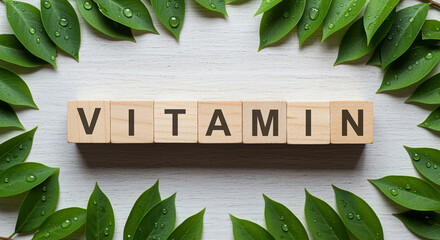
405;146;440;186
0;127;37;172
151;0;185;40
367;47;382;66
259;0;306;50
422;20;440;40
380;3;429;69
297;0;332;46
363;0;399;45
263;194;308;240
304;190;349;240
16;171;59;233
40;0;81;60
195;0;227;15
32;208;86;240
86;183;115;240
419;107;440;132
394;210;440;240
406;73;440;104
0;101;24;130
0;34;45;68
0;67;38;109
230;214;275;240
168;209;205;240
5;0;57;67
255;0;282;16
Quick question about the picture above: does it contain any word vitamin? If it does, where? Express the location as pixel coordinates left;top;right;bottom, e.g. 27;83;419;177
67;101;373;144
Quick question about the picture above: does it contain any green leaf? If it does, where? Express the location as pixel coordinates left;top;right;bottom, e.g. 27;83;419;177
370;176;440;211
0;67;38;109
304;190;349;240
5;0;57;67
333;185;383;240
124;181;161;240
86;183;115;240
377;43;440;93
168;209;205;240
230;214;275;240
335;10;395;65
75;0;135;41
254;0;282;16
419;107;440;132
259;0;306;50
0;162;57;198
194;0;227;16
367;47;382;66
16;171;59;233
406;73;440;104
133;194;176;240
363;0;399;45
40;0;81;60
405;146;440;186
321;0;367;42
32;207;86;240
263;194;308;240
0;127;37;172
0;101;24;130
394;210;440;240
380;3;429;70
297;0;332;46
0;34;45;68
151;0;185;40
422;20;440;40
92;0;157;33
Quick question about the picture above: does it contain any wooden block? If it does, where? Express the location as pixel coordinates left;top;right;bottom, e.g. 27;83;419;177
198;101;242;143
68;100;110;143
111;101;154;143
243;101;286;144
330;101;373;144
287;102;330;144
154;101;198;143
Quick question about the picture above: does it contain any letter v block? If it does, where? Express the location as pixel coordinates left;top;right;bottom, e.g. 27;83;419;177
68;100;111;143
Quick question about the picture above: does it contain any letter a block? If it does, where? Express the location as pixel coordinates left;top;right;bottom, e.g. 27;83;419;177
330;101;373;144
67;100;111;143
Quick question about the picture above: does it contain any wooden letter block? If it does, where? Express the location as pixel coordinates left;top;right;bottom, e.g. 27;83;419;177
287;102;330;144
243;101;286;144
111;101;154;143
330;101;373;144
68;100;110;143
198;101;242;143
154;101;198;143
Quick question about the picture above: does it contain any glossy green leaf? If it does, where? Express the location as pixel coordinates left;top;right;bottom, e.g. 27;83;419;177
378;43;440;92
0;67;38;109
86;183;115;240
367;47;381;66
0;101;24;130
263;194;308;240
297;0;332;46
370;176;440;211
230;214;275;240
419;107;440;132
151;0;185;40
422;20;440;40
76;0;134;41
168;209;205;240
380;3;429;69
134;194;176;240
405;146;440;186
406;73;440;104
333;185;383;240
394;210;440;240
363;0;399;45
0;162;57;197
259;0;306;50
32;207;86;240
5;0;57;67
321;0;366;42
0;127;37;172
0;34;45;67
16;171;59;233
124;181;161;240
304;190;349;240
335;10;395;65
40;0;81;60
195;0;227;15
93;0;157;33
255;0;282;16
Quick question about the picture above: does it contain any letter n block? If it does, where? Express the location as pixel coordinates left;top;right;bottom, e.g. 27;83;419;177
330;101;373;144
67;100;111;143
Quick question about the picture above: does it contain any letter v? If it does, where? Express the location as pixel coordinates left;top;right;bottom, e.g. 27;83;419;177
77;108;101;134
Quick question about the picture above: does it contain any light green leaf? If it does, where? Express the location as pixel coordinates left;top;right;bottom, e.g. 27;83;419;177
419;107;440;132
87;183;115;240
0;127;37;172
230;214;275;240
0;67;38;109
405;146;440;186
195;0;227;15
255;0;282;16
0;34;45;68
0;101;24;130
367;47;381;66
406;73;440;104
151;0;185;40
32;208;86;240
5;0;57;67
394;210;440;240
422;20;440;40
297;0;332;46
16;171;59;233
380;3;429;70
363;0;399;45
168;209;205;240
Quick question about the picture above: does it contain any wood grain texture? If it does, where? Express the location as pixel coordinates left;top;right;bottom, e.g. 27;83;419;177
0;1;439;239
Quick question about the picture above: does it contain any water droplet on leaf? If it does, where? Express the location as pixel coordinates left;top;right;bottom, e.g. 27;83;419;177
123;8;133;18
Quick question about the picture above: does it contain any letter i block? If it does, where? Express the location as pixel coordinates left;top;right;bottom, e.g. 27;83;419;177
154;101;198;143
67;100;111;143
330;101;373;144
243;101;287;144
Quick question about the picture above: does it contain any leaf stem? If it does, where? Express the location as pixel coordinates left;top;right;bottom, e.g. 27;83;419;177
0;237;13;240
8;232;15;239
425;0;440;8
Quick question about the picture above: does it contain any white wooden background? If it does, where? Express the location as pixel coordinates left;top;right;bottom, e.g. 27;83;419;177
0;0;440;239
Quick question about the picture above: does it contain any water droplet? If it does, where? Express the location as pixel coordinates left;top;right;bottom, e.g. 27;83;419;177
309;7;319;20
59;18;69;27
394;42;398;47
166;2;170;7
405;184;411;190
210;3;216;9
347;7;352;12
407;65;412;71
5;157;10;162
41;211;46;216
50;55;56;61
390;189;398;196
94;200;97;205
344;12;349;17
61;220;72;229
425;52;434;60
26;174;36;182
427;162;432;168
385;81;390;86
393;75;398;80
83;1;92;10
162;208;168;215
45;232;50;238
4;178;9;183
304;23;310;30
328;23;334;29
415;60;420;65
54;31;60;37
387;34;393;40
43;1;51;9
280;216;284;221
356;214;362;220
340;3;344;7
74;217;78;221
104;228;109;236
409;17;414;23
283;11;289;18
347;212;354;219
41;195;47;202
174;3;179;8
281;223;289;232
64;35;70;40
29;27;36;35
19;144;23;150
160;223;165;229
123;8;133;18
434;165;438;169
424;122;431;126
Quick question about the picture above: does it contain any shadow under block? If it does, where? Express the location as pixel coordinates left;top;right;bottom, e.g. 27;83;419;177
198;101;243;143
68;100;111;143
330;101;373;144
243;101;287;144
287;102;330;144
154;101;198;143
111;101;154;143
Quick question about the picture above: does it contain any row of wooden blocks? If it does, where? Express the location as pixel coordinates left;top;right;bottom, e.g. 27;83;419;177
67;101;373;144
